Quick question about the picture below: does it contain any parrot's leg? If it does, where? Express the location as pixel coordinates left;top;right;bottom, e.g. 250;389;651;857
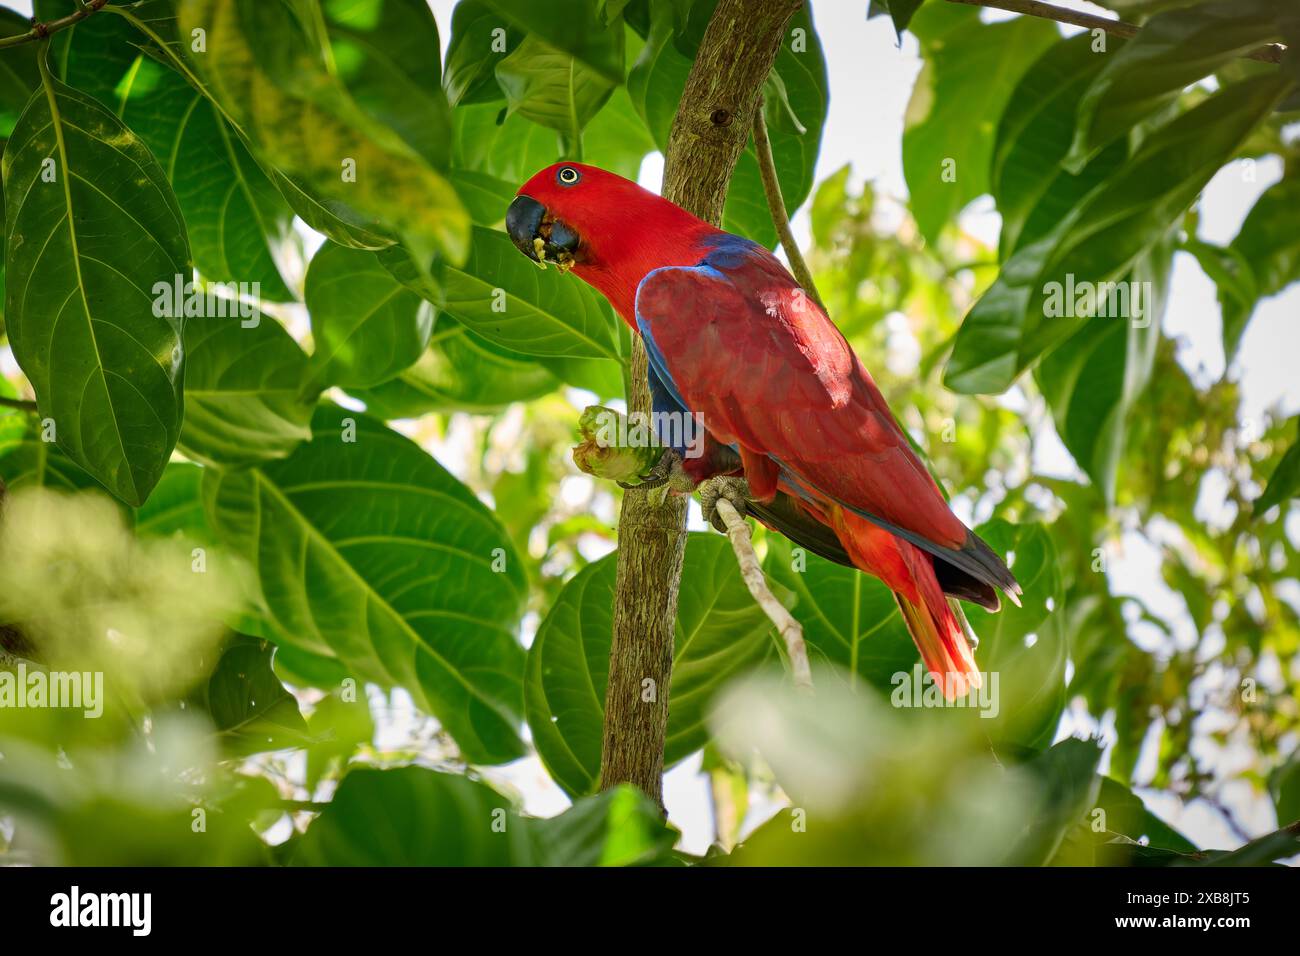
697;476;752;534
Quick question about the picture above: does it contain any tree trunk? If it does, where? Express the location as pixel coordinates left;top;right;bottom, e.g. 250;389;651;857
598;0;804;809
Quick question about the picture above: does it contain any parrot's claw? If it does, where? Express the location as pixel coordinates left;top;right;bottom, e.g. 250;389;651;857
697;476;752;534
617;448;677;490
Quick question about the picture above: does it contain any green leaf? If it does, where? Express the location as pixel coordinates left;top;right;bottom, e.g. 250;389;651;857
443;0;522;107
452;101;568;184
293;765;674;866
1255;417;1300;515
205;635;311;755
1269;752;1300;827
321;0;452;170
1065;0;1284;172
1008;738;1103;865
177;0;469;265
304;242;433;391
1034;235;1174;503
526;533;774;797
180;308;315;467
0;398;95;493
945;72;1293;395
449;168;517;227
350;315;560;418
0;9;40;138
868;0;928;39
204;405;528;764
4;71;188;506
496;34;619;147
1217;174;1300;362
294;766;533;865
763;534;917;691
902;2;1057;245
134;461;212;541
530;785;677;866
119;58;296;302
479;0;626;84
438;226;621;359
992;34;1129;260
305;687;375;789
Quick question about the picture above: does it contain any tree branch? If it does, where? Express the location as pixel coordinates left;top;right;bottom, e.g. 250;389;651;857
714;499;813;692
0;0;109;49
598;0;803;810
944;0;1285;64
753;99;824;311
0;396;39;413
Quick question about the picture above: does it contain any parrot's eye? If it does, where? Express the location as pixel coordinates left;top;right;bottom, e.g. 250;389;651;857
557;166;581;186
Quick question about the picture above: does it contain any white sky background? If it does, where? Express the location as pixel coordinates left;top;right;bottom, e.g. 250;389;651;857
3;0;1294;856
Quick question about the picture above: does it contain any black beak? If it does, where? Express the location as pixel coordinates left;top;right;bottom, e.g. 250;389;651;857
506;194;580;264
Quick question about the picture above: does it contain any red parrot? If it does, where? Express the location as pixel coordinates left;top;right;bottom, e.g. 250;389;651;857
506;162;1021;698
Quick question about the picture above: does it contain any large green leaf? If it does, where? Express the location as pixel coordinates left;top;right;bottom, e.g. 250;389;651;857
180;308;315;467
1065;0;1284;172
303;242;433;391
961;520;1068;752
438;226;621;359
763;534;917;691
902;2;1057;245
204;405;528;764
443;0;522;107
351;316;560;418
177;0;468;265
526;533;774;797
203;635;311;755
1034;235;1174;503
3;71;188;506
294;766;532;865
497;34;619;147
945;72;1293;395
293;765;673;866
119;56;296;301
43;0;297;300
321;0;451;170
1217;174;1300;362
992;34;1129;260
452;101;568;184
1010;738;1103;865
479;0;626;84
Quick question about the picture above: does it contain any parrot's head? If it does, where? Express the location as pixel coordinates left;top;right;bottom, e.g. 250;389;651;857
506;162;717;322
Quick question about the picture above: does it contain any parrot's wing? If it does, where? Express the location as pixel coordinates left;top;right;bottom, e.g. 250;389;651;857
635;235;1018;599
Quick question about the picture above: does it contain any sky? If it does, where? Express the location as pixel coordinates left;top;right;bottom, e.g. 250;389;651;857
3;0;1294;856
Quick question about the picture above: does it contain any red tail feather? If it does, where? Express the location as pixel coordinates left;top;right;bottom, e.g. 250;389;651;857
824;504;980;700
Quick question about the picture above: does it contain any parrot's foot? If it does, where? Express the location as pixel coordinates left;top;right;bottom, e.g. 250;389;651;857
697;476;752;534
617;448;676;490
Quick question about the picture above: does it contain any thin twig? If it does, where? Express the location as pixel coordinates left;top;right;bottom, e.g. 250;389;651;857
714;498;813;693
0;396;39;413
0;0;109;49
944;0;1285;64
752;98;825;312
